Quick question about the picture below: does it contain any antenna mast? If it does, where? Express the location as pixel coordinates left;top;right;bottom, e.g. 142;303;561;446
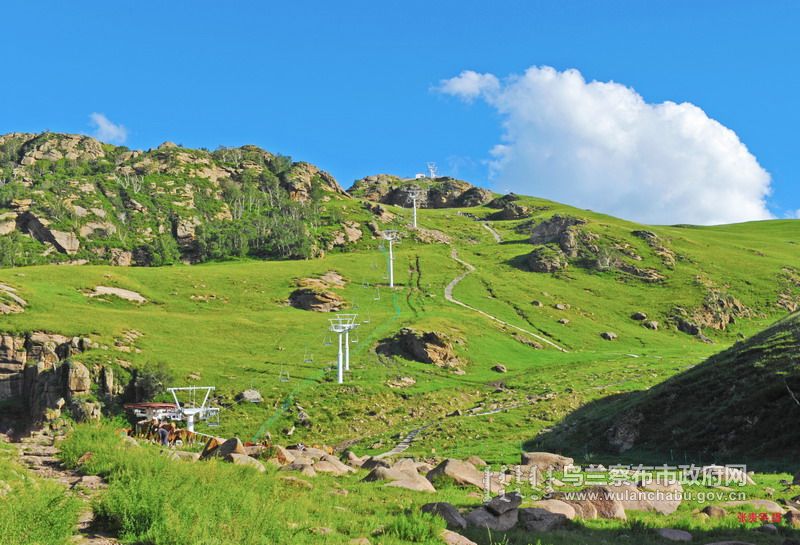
426;162;438;179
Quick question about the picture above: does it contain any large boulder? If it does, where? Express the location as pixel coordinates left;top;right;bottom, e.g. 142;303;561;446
288;288;346;312
201;437;246;460
376;329;460;368
581;486;627;520
464;506;518;532
427;459;484;489
16;211;80;254
486;492;522;515
526;246;568;273
235;389;263;403
520;452;574;473
66;361;91;396
227;453;266;473
518;507;569;532
529;215;587;257
364;465;435;492
489;203;530;221
532;499;576;520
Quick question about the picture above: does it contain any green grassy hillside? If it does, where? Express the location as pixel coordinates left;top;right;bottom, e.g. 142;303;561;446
538;311;800;468
2;189;799;463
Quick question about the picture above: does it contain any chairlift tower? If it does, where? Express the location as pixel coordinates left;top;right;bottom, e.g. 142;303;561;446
381;230;400;288
406;186;423;229
166;386;220;432
328;313;359;384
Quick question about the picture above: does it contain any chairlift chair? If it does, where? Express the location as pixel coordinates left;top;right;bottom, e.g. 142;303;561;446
303;350;313;363
350;332;359;344
323;334;333;346
279;363;291;382
373;288;381;301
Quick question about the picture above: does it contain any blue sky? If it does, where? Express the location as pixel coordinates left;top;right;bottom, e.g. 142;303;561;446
1;1;798;223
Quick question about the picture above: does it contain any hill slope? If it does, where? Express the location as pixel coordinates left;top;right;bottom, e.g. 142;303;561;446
1;131;800;464
538;311;800;466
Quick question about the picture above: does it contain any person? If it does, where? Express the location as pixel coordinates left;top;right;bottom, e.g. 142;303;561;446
157;421;169;446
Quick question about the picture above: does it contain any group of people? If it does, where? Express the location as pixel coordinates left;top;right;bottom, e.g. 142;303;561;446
133;417;196;447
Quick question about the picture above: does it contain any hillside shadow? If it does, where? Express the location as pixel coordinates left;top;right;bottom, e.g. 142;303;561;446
528;381;798;473
459;523;800;545
505;254;532;271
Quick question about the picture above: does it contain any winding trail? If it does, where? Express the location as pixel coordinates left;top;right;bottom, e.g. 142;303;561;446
444;247;568;352
482;221;502;243
13;430;119;545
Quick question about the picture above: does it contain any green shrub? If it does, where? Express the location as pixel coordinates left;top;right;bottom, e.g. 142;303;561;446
0;444;80;545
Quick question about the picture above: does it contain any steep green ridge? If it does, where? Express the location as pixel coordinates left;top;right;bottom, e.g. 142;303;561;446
538;311;800;467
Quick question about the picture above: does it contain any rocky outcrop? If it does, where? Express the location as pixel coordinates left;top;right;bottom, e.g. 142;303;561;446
14;133;106;165
283;162;347;202
632;230;676;268
0;331;113;424
86;286;147;303
488;203;530;221
376;329;461;368
0;132;351;267
526;246;568;272
0;283;27;315
671;289;751;335
330;221;363;247
288;288;346;312
16;211;80;255
348;175;492;208
529;215;588;257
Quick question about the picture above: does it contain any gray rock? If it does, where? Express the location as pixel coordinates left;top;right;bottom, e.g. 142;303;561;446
518;507;568;531
421;502;467;530
236;389;263;403
465;506;518;532
486;492;522;516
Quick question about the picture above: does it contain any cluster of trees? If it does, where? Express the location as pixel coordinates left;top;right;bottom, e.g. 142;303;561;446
196;167;322;261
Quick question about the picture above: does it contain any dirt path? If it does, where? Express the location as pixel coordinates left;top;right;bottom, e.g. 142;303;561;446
482;221;502;243
14;430;119;545
445;247;568;352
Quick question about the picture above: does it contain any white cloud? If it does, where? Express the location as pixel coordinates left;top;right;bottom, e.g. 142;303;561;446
436;70;499;102
88;112;128;144
438;66;773;225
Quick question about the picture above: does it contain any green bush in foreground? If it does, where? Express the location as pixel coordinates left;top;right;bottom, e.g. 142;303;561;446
0;443;80;545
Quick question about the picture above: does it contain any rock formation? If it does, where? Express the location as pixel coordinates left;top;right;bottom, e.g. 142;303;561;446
376;329;461;368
